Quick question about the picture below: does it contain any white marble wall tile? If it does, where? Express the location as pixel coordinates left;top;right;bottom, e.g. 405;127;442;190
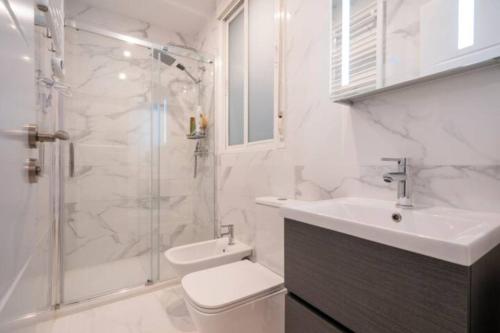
218;193;258;246
350;65;500;166
204;0;500;252
411;165;500;211
65;3;196;48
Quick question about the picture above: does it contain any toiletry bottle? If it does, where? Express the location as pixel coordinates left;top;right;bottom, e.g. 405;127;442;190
200;112;208;135
195;105;202;135
189;117;196;135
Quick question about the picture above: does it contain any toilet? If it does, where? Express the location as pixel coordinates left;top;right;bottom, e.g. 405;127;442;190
182;197;299;333
181;197;302;333
182;260;286;333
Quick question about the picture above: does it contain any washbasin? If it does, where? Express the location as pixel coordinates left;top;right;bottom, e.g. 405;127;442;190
281;197;500;266
165;238;253;277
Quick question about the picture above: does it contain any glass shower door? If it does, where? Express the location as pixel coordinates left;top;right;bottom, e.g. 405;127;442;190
151;49;216;282
61;27;156;303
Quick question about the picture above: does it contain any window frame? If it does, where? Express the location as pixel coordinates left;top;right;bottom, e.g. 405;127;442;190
222;0;285;153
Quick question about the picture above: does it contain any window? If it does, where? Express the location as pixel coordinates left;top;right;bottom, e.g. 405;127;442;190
224;0;283;150
228;9;245;145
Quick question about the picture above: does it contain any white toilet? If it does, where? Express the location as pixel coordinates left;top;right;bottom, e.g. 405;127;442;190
180;197;300;333
182;260;286;333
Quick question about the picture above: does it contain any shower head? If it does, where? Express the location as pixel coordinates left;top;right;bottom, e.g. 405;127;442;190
153;49;201;84
153;49;176;66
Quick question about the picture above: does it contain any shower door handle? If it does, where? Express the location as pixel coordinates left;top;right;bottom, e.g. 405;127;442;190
69;142;75;177
26;124;70;148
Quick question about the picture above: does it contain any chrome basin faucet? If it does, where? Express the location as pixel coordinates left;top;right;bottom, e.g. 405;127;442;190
382;157;412;208
220;224;235;245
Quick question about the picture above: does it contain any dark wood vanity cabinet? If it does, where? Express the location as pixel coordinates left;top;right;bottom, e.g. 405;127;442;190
286;294;349;333
284;219;500;333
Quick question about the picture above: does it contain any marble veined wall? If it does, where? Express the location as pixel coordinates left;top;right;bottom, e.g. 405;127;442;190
209;0;500;250
63;3;215;282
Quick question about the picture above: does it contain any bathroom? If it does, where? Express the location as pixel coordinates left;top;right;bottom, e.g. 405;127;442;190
1;0;500;332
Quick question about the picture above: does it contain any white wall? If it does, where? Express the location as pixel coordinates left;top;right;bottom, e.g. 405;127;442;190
205;0;500;247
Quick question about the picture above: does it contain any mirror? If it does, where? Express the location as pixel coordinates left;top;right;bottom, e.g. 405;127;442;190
330;0;500;102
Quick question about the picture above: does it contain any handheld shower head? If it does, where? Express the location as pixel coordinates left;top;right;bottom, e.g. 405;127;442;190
178;65;200;84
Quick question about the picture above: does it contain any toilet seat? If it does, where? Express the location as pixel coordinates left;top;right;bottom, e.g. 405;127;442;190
182;260;285;314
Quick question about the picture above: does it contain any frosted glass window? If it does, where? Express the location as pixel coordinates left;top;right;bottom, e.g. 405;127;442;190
248;0;275;142
228;11;245;146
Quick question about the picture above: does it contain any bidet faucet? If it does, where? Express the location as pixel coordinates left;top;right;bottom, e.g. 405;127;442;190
381;157;412;208
220;224;235;245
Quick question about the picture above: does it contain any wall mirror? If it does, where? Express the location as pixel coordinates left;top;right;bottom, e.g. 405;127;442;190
330;0;500;103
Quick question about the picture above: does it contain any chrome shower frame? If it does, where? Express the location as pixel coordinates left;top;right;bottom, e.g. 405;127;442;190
65;20;214;64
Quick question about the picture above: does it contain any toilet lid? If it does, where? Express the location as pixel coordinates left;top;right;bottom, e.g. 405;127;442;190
182;260;284;311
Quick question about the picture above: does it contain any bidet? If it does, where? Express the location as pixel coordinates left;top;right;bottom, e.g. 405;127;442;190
164;238;252;277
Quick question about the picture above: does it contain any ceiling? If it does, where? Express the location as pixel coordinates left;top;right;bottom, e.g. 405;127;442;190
70;0;217;36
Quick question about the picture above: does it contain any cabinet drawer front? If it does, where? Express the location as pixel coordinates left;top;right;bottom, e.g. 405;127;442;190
286;294;348;333
285;219;469;333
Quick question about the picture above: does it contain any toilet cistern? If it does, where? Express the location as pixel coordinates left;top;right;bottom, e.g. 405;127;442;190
381;157;412;208
220;224;235;245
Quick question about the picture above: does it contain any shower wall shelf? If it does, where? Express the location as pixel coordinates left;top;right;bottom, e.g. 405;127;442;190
187;133;206;140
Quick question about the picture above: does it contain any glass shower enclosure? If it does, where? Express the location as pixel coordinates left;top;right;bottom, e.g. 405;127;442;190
60;24;215;304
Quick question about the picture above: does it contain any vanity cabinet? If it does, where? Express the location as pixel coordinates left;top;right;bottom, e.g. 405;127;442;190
286;294;348;333
284;219;500;333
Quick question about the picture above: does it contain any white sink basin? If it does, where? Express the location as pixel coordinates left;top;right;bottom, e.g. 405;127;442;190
281;197;500;266
165;238;253;277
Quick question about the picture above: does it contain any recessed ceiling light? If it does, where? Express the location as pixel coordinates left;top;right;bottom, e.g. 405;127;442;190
21;55;31;62
118;72;127;80
123;50;131;58
9;24;16;30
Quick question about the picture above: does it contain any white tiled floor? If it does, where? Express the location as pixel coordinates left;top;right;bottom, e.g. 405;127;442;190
37;286;196;333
